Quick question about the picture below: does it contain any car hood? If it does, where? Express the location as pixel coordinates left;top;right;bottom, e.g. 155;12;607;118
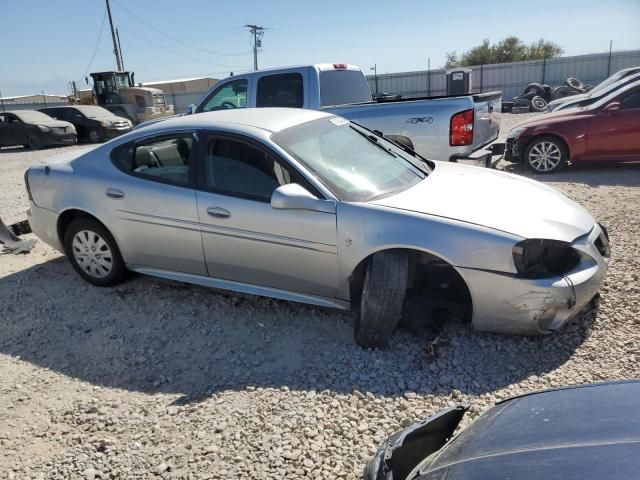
370;162;594;241
90;115;130;123
36;119;74;128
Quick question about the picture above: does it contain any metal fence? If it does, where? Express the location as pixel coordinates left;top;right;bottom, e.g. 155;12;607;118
365;49;640;100
1;101;68;112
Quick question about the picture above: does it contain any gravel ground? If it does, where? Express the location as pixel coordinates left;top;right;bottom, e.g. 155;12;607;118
1;114;639;479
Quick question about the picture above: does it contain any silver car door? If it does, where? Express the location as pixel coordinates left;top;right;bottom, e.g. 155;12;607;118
195;133;338;297
105;132;207;275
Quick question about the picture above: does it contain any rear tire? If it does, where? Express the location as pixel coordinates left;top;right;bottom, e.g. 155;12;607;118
354;251;408;348
523;82;545;97
524;136;567;174
88;129;103;143
27;135;41;150
63;217;126;287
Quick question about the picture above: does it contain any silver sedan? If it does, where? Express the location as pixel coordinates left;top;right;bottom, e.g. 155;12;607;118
25;108;609;347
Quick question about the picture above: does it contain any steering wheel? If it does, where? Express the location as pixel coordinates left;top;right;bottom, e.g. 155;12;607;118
221;101;237;109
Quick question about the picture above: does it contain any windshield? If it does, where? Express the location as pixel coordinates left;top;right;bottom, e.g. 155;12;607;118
319;70;372;106
588;80;640;110
272;116;429;202
14;111;55;123
590;69;639;94
75;106;114;118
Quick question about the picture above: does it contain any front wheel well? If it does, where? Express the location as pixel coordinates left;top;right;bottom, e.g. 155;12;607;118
522;134;571;161
349;248;473;326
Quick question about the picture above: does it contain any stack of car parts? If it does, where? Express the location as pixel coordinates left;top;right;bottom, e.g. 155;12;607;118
506;77;593;113
0;217;36;254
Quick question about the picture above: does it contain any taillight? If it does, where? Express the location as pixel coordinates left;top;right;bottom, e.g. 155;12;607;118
24;169;33;201
333;63;347;69
450;109;474;146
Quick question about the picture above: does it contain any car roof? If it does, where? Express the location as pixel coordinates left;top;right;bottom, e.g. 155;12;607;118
422;380;640;480
141;108;333;134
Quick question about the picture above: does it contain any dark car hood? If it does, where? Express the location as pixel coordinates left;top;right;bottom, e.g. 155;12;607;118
34;119;74;128
416;381;640;480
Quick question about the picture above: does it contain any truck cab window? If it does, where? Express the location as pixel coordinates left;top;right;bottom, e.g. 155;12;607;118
256;73;304;108
200;79;248;112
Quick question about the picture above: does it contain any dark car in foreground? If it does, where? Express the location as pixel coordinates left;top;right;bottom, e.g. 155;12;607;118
0;110;76;149
504;79;640;173
365;380;640;480
40;105;132;143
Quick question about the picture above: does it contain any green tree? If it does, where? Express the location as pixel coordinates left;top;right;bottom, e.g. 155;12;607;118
444;36;563;67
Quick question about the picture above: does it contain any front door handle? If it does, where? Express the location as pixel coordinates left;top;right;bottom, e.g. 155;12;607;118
207;206;231;219
106;188;125;199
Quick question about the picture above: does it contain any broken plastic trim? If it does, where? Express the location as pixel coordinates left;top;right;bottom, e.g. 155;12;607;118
363;405;468;480
0;217;36;254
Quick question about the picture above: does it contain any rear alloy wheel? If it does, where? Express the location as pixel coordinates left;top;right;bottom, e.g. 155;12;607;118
27;134;41;150
354;251;408;348
524;137;567;174
88;129;103;143
64;217;126;287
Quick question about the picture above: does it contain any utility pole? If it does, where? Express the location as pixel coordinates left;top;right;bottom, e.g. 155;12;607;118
105;0;123;71
607;39;613;76
245;24;265;71
116;27;125;70
370;64;378;93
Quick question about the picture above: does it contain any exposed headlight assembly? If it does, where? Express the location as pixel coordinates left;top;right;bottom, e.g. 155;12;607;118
37;125;51;132
100;121;113;127
506;127;525;139
513;239;580;279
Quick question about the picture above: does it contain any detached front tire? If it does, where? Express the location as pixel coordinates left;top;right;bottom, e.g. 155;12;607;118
354;251;408;348
63;217;126;287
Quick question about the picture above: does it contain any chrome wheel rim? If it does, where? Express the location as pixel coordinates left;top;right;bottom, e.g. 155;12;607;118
89;130;100;142
529;141;561;171
72;230;113;278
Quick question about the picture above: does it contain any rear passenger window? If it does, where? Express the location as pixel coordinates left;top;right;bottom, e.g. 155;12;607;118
111;134;193;186
256;73;303;108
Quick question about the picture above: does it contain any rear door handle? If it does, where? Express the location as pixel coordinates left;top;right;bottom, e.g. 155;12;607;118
106;188;125;199
207;206;231;219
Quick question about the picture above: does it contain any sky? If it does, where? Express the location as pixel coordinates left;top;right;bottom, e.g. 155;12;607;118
1;0;639;97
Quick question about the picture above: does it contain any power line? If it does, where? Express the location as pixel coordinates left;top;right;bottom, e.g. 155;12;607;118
79;6;108;82
244;25;265;70
111;0;251;57
116;25;249;69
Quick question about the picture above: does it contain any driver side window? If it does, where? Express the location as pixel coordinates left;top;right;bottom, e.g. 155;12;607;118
200;79;248;112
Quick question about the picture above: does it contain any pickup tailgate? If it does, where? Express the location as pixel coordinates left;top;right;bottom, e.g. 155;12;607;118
472;92;501;149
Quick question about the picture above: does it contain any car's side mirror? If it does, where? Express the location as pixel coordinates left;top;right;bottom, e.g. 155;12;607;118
602;102;620;113
186;104;197;115
271;183;336;214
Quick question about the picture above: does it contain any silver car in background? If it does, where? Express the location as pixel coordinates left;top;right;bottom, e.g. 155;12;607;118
25;108;609;347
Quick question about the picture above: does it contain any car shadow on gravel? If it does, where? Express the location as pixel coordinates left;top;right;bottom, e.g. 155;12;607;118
500;161;640;187
0;257;599;404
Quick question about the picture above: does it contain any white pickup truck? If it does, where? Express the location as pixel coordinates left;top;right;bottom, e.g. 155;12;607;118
148;64;503;165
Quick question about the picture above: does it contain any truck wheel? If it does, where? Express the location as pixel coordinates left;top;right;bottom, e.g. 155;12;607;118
354;251;408;348
524;136;567;174
27;135;41;150
63;217;127;287
523;82;545;97
88;129;103;143
530;96;548;112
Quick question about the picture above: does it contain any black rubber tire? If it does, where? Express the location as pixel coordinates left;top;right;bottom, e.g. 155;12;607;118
530;96;548;112
565;77;585;92
354;251;408;348
523;83;545;97
550;85;574;100
63;217;127;287
523;136;568;174
27;134;41;150
513;98;532;108
88;129;103;143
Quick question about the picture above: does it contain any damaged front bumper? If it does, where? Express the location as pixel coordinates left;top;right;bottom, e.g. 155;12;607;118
458;224;610;335
364;406;467;480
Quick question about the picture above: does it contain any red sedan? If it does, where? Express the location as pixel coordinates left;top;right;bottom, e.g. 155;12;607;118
504;79;640;173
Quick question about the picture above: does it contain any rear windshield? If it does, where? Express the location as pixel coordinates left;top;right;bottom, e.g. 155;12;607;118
319;70;372;106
